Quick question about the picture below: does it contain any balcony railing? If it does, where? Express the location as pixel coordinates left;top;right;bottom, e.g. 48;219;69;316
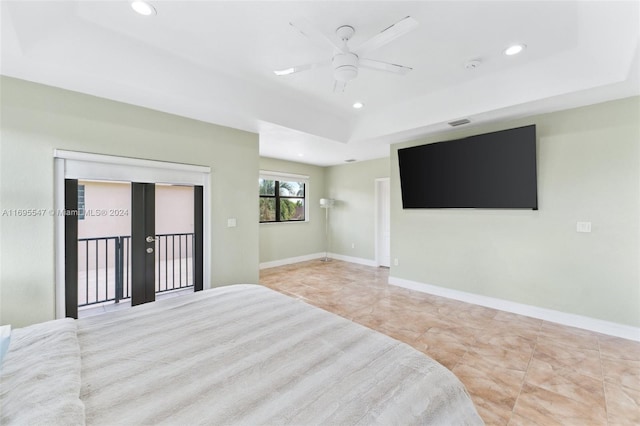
78;233;195;307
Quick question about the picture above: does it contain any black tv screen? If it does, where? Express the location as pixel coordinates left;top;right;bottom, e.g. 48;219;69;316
398;125;538;209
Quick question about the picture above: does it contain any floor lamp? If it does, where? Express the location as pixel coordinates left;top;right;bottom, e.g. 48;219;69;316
319;198;335;262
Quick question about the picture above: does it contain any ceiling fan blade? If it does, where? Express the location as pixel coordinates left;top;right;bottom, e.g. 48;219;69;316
333;80;347;93
359;58;413;75
290;20;345;53
354;16;418;55
273;61;328;76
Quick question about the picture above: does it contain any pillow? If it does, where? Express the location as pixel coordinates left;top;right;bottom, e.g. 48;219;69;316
0;319;84;425
0;325;11;368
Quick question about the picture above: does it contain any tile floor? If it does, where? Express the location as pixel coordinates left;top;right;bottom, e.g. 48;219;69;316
260;259;640;426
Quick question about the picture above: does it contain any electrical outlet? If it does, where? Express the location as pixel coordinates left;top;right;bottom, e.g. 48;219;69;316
393;258;399;266
576;221;591;233
351;243;355;249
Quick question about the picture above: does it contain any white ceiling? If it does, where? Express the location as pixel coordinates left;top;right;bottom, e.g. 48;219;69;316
2;1;638;166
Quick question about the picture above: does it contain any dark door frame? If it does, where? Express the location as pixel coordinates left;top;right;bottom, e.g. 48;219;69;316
131;182;156;306
194;185;204;292
64;179;79;319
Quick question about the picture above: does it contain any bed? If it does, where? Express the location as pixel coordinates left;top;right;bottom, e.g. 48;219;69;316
1;284;483;425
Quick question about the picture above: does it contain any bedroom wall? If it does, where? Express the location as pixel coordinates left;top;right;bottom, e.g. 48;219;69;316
0;76;260;327
390;96;640;328
259;157;326;264
325;158;390;263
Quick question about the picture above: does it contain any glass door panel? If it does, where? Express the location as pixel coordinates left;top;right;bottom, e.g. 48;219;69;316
154;184;195;296
76;180;132;312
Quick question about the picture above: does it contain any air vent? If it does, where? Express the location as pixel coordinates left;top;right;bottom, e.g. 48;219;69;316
448;119;470;127
345;159;357;163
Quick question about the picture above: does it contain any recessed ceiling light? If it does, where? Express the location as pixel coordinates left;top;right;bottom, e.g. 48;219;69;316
274;68;295;76
131;1;156;16
504;44;526;56
352;102;364;109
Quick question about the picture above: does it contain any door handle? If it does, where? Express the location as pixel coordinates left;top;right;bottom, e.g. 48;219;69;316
146;236;158;243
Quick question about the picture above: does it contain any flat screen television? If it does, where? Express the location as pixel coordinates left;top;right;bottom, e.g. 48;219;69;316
398;125;538;210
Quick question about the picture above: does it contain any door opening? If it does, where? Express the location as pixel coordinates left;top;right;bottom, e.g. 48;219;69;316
375;178;391;268
56;151;210;319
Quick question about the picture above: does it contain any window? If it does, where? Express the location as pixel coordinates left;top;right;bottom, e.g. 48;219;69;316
77;184;85;220
259;171;309;223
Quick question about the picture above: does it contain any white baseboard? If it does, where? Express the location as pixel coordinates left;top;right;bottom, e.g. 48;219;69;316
259;253;325;270
260;253;378;269
389;276;640;342
328;253;378;267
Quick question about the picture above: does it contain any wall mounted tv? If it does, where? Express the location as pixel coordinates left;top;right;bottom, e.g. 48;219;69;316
398;125;538;210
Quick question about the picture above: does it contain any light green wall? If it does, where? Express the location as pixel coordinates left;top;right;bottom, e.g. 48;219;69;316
0;76;260;327
259;157;389;264
390;97;640;327
5;76;636;330
325;158;389;261
259;157;326;263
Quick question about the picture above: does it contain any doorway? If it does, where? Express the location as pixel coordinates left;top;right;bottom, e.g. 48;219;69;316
55;151;210;319
375;178;391;267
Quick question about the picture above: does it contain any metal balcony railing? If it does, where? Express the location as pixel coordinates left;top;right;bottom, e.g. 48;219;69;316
78;233;195;307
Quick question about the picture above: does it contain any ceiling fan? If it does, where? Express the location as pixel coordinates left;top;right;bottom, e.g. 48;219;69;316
274;16;419;92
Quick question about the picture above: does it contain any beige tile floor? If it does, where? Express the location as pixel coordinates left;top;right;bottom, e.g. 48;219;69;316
260;260;640;426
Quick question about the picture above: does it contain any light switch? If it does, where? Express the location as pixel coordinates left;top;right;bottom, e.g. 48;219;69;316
227;218;237;228
576;222;591;233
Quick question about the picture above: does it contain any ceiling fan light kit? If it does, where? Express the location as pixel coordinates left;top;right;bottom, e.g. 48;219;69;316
333;53;359;82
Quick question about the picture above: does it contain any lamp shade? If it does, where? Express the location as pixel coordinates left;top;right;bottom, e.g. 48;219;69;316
319;198;335;208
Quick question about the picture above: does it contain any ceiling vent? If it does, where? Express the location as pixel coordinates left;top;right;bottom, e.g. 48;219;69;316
448;118;471;127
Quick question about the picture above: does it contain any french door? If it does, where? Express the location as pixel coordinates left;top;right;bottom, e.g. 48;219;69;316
130;182;157;306
64;180;204;318
56;151;209;319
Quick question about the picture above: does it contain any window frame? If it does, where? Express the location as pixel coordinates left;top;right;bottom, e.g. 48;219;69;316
259;171;309;224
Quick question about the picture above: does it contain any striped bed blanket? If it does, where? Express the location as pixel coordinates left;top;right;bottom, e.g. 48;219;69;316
1;284;483;425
